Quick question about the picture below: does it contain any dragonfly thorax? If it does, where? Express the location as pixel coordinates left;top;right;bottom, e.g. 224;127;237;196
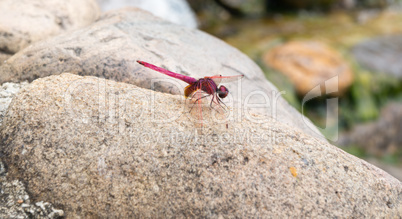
217;85;229;98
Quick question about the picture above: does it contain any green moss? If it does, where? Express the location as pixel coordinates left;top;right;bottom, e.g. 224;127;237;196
381;154;401;165
349;72;379;121
340;145;368;158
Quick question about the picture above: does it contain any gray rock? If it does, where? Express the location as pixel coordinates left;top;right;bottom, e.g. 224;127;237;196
0;0;100;54
32;201;64;218
1;73;401;218
0;82;28;125
339;102;402;157
352;35;402;78
0;8;324;140
0;161;5;176
341;0;356;9
0;52;11;66
0;173;64;219
0;179;31;218
97;0;198;28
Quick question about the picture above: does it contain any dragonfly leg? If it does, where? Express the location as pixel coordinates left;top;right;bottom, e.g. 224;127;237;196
216;97;228;111
188;90;200;100
189;94;211;113
209;94;228;113
208;94;223;113
210;94;215;108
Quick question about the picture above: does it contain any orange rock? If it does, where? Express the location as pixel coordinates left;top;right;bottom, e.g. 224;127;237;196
289;166;297;177
264;41;353;96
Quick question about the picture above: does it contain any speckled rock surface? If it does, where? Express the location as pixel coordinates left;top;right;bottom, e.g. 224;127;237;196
97;0;198;28
0;81;62;219
0;0;100;54
1;73;400;218
0;82;28;125
0;8;324;140
0;161;64;218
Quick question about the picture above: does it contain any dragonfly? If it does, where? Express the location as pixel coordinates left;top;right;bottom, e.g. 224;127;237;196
137;60;243;116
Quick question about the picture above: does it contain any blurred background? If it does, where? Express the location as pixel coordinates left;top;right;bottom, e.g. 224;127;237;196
183;0;402;180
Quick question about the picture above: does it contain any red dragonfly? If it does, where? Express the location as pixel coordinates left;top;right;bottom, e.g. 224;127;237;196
137;60;243;113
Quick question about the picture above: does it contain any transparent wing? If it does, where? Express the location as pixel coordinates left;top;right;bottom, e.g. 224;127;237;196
207;75;244;86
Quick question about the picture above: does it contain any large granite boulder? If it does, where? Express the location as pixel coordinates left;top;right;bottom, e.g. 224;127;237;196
0;73;401;217
0;8;323;140
97;0;198;28
0;0;100;55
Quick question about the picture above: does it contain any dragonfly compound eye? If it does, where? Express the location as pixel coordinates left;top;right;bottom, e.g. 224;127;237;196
218;86;229;98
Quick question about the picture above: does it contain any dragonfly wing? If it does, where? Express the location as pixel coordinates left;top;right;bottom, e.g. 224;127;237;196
208;74;244;86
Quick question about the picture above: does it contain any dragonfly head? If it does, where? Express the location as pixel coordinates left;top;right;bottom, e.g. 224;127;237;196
217;85;229;99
